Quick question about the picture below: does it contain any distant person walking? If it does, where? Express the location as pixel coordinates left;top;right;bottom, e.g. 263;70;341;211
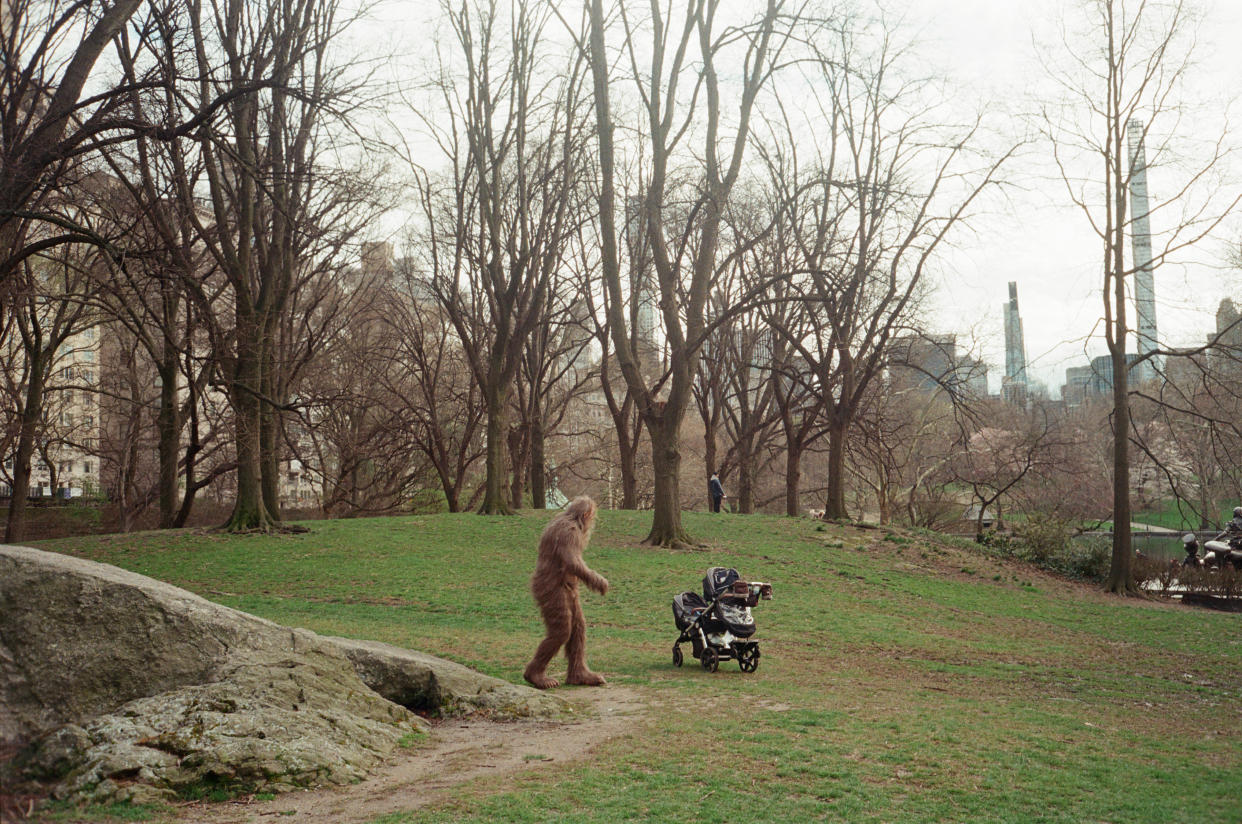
708;473;725;513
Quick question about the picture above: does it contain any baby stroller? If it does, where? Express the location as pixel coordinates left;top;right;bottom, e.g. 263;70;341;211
671;567;773;673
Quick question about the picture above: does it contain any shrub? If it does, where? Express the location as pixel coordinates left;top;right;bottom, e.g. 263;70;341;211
1131;554;1179;596
1052;537;1111;582
981;518;1112;583
1170;564;1242;600
1012;518;1072;566
1131;554;1242;603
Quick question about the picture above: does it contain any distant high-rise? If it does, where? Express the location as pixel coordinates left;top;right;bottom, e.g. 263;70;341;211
1002;281;1027;404
621;196;660;377
625;196;657;352
360;241;393;276
1210;298;1242;382
1128;119;1159;383
890;334;988;399
1061;365;1095;408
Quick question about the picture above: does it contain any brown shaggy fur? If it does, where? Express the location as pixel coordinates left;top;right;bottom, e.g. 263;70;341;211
523;496;609;689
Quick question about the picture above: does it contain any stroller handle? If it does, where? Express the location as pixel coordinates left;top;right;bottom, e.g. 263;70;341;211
727;580;773;605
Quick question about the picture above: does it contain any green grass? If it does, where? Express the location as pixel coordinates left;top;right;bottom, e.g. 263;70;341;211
36;801;163;822
1132;499;1229;531
32;511;1242;824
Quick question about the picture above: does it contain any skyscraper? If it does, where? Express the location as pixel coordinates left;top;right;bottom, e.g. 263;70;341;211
1128;118;1159;383
1002;281;1027;404
625;195;660;378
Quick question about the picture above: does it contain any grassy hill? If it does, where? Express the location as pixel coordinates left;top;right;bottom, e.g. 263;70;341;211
32;511;1242;823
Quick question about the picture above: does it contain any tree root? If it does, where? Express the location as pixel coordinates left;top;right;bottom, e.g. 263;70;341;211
214;522;310;536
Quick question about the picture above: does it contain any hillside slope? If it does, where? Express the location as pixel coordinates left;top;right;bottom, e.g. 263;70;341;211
33;512;1242;824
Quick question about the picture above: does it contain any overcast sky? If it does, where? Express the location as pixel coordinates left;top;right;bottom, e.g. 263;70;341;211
902;0;1242;395
367;0;1242;398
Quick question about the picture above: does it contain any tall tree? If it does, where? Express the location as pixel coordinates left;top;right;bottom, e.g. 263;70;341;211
180;0;369;531
513;273;595;509
586;0;792;546
763;17;1011;520
1041;0;1238;592
101;17;220;528
413;0;589;515
2;234;102;542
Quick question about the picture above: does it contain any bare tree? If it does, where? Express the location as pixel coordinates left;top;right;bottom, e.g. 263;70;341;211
410;0;589;515
696;233;784;514
847;383;958;526
174;0;373;531
949;403;1071;538
387;269;488;513
2;230;104;542
586;0;793;545
292;278;425;516
576;204;648;510
92;67;222;528
1040;0;1239;592
512;271;596;509
762;16;1012;520
1135;340;1242;530
0;0;144;294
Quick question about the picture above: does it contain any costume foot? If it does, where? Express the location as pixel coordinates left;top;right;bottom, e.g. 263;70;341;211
524;667;560;690
566;670;607;686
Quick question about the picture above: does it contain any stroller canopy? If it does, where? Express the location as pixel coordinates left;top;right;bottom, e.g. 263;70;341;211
702;567;740;600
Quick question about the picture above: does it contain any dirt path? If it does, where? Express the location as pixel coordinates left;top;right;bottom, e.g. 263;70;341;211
170;686;647;824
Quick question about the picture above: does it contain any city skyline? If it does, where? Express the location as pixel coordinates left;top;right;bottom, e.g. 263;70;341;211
902;0;1241;398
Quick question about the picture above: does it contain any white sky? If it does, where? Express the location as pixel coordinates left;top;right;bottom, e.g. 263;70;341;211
903;0;1242;395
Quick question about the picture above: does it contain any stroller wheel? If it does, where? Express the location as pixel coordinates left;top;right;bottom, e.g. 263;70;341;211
672;646;683;667
701;647;719;672
738;645;760;673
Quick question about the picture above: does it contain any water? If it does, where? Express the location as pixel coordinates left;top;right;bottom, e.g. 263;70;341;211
1076;531;1216;561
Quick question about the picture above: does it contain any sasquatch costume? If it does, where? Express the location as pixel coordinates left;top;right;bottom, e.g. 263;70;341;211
523;496;609;689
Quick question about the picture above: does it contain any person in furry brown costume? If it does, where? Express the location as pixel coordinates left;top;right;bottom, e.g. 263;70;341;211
523;496;609;689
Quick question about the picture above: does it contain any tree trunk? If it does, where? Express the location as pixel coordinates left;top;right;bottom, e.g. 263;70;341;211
259;326;281;520
434;462;461;513
617;428;639;510
478;382;512;515
877;479;891;525
785;442;802;517
825;415;849;520
4;356;46;544
120;425;140;532
737;432;755;514
1105;98;1139;594
530;416;546;509
173;371;201;528
259;400;280;520
226;389;272;530
223;315;276;531
508;423;527;510
1107;345;1136;593
156;360;180;529
703;424;717;481
645;416;691;546
612;397;641;509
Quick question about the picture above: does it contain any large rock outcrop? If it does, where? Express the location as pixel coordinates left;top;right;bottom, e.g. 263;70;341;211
0;545;566;803
326;637;567;719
